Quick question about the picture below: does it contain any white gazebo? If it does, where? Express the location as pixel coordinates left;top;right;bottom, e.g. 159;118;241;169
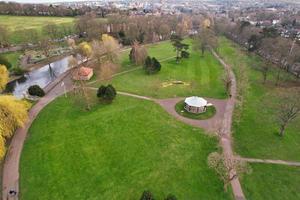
184;96;210;114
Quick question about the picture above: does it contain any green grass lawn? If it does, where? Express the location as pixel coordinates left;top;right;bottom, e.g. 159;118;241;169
218;37;300;162
0;15;75;44
175;100;216;120
242;164;300;200
20;95;232;200
96;40;227;99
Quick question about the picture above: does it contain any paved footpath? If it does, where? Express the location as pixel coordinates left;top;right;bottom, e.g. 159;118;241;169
211;49;246;200
2;72;73;200
237;157;300;167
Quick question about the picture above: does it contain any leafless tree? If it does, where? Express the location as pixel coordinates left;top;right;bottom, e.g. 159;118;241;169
129;41;148;65
276;89;300;137
208;152;251;191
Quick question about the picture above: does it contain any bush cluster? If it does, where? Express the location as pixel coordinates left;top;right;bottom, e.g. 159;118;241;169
28;85;45;97
97;84;117;102
139;191;177;200
144;56;161;74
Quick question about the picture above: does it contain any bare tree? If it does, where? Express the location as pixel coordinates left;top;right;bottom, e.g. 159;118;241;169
129;41;148;65
91;40;106;65
259;62;271;84
208;152;251;191
43;22;59;40
194;27;218;56
38;38;55;77
223;69;232;97
276;89;300;137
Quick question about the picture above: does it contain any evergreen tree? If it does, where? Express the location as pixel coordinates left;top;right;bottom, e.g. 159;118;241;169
170;34;189;63
140;190;154;200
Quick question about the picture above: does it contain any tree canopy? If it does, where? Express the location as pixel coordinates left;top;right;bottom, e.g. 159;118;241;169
0;64;9;92
0;95;30;159
170;34;189;63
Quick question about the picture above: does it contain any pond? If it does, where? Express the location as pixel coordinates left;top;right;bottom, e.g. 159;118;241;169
6;56;71;99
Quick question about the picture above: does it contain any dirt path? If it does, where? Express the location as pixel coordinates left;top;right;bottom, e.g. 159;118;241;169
211;49;246;200
237;157;300;167
2;72;73;200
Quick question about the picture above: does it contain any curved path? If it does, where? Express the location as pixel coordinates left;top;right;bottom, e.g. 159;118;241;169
2;49;244;200
211;50;246;200
2;72;73;200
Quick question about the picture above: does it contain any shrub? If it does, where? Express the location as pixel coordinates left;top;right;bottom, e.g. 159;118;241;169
181;50;190;58
0;55;12;69
97;84;117;102
144;56;161;75
28;85;45;97
165;194;177;200
140;190;154;200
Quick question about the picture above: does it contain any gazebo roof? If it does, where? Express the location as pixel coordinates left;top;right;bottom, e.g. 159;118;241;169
184;96;207;107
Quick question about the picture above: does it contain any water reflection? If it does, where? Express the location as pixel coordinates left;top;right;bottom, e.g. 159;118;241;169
9;56;71;99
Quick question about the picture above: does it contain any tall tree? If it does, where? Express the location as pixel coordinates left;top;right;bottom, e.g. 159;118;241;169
276;89;300;137
129;41;148;65
101;34;119;63
170;34;189;63
194;22;218;56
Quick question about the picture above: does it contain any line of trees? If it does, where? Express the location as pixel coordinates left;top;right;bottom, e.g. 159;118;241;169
75;13;194;45
215;17;300;77
0;2;110;17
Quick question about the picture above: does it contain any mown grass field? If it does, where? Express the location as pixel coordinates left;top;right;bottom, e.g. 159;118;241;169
242;164;300;200
20;95;232;200
95;40;227;99
0;15;75;44
218;37;300;200
218;37;300;161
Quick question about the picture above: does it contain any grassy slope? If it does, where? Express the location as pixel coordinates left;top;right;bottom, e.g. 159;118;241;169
20;95;232;200
101;40;227;99
0;15;75;44
243;164;300;200
218;37;300;161
218;37;300;200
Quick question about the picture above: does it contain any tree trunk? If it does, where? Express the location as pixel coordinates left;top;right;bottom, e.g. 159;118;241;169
263;73;267;84
275;69;281;86
176;49;180;63
279;124;286;137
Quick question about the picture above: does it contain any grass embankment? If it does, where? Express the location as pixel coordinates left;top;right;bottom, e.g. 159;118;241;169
218;37;300;161
218;37;300;200
95;39;227;99
242;164;300;200
20;95;232;200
